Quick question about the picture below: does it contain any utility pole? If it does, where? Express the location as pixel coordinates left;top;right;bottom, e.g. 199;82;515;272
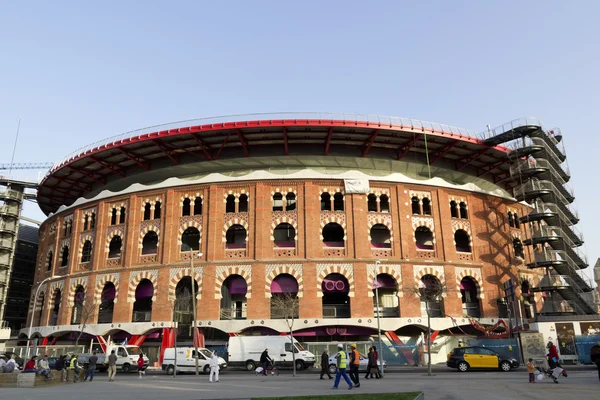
374;260;385;377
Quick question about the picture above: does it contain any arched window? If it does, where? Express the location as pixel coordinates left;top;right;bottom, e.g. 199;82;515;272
46;251;53;271
239;194;248;213
507;212;514;228
108;236;122;259
460;277;480;317
83;214;89;231
119;207;126;224
270;274;299;319
333;192;344;211
320;193;331;211
142;231;158;255
367;194;378;212
415;227;434;250
514;238;524;259
132;279;153;322
60;246;69;267
514;212;521;228
422;198;432;215
71;285;85;325
37;292;45;326
322;273;350;318
174;277;199;335
450;201;458;218
182;198;191;216
154;202;161;219
370;224;391;249
143;203;152;221
454;229;471;253
81;240;92;263
50;290;61;326
322;223;344;248
419;274;444;317
380;194;390;213
98;282;115;324
373;273;399;317
90;213;96;229
111;208;117;225
273;192;283;211
220;275;247;320
226;195;236;213
459;202;468;219
194;197;202;215
411;197;421;215
225;225;247;249
273;223;295;248
286;192;296;211
181;227;200;252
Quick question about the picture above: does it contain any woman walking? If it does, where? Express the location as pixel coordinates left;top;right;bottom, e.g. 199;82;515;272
137;353;145;379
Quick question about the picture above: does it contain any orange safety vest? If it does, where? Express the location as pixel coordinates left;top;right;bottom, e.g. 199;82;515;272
351;349;360;365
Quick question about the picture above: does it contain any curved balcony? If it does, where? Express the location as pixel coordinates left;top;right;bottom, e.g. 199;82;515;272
0;221;17;235
0;237;14;251
0;205;20;219
510;158;570;184
524;226;584;249
0;189;24;202
514;179;574;204
531;275;575;292
520;201;578;225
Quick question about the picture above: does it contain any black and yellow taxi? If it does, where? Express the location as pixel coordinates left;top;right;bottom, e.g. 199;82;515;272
446;346;519;372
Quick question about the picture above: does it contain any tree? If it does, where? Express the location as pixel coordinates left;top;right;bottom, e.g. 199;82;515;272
73;298;98;348
406;276;447;377
270;292;300;376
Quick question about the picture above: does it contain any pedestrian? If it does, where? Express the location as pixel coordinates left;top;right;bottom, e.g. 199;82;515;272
84;351;98;382
527;358;535;383
209;350;220;383
332;344;353;390
320;348;332;380
137;353;145;379
107;350;118;382
37;355;52;379
4;354;17;373
365;347;377;379
23;356;38;373
590;341;600;382
348;343;360;388
69;354;81;383
260;348;272;376
55;355;67;382
0;356;6;373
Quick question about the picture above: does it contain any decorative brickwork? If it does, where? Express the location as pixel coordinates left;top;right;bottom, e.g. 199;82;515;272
168;267;203;300
46;280;65;310
413;265;446;297
127;269;158;303
214;265;252;299
78;233;95;258
106;227;124;252
94;273;120;303
264;264;303;298
454;267;484;299
222;214;250;242
367;213;393;241
67;276;89;304
178;215;203;245
366;264;402;297
316;263;354;298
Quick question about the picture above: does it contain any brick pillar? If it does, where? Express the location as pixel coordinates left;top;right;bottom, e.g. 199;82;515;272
299;262;321;318
153;268;172;321
162;189;177;264
442;265;462;317
68;209;82;275
351;262;371;317
58;277;72;326
399;264;420;318
206;185;224;262
295;185;306;259
303;183;320;259
397;185;415;259
86;274;100;324
123;195;139;268
434;190;451;261
351;194;371;259
247;263;268;319
197;264;220;320
113;270;133;323
247;185;256;260
91;202;108;271
389;186;404;259
253;183;270;260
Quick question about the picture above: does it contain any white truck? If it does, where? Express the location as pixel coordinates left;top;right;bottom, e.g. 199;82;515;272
227;336;315;371
162;347;227;375
78;344;149;373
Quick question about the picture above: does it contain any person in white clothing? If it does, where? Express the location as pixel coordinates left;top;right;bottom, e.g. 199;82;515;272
4;355;18;373
209;351;220;383
0;356;6;372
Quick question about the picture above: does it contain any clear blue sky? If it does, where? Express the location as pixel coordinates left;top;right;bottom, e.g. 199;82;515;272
1;1;598;280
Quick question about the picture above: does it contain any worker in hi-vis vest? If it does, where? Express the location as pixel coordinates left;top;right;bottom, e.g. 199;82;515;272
332;344;353;390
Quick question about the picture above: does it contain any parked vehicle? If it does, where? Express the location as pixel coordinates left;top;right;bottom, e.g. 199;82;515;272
162;347;227;375
327;349;386;374
78;344;149;373
227;336;315;371
446;346;519;372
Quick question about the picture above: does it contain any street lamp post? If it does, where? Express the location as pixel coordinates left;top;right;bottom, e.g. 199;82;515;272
374;260;385;377
28;275;63;357
190;250;203;376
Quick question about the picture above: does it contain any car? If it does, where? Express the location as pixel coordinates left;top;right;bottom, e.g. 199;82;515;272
446;346;519;372
327;352;386;375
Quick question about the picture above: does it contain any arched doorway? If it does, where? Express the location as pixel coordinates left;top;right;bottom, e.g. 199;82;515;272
132;279;153;322
71;285;85;325
50;289;61;326
220;275;247;320
460;277;480;317
322;273;350;318
174;277;199;338
372;274;399;317
270;274;299;319
37;292;45;326
98;282;116;323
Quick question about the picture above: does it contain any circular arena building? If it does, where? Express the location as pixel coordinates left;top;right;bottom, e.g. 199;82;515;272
24;113;593;367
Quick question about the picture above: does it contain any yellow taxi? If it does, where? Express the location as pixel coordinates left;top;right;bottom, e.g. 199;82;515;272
446;346;519;372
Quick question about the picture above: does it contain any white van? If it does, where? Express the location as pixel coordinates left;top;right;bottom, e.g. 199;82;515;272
162;347;227;375
228;336;315;371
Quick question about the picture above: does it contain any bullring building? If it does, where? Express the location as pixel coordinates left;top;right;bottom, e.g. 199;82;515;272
24;113;596;364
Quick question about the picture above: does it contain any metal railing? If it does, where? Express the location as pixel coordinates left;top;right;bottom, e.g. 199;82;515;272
528;200;577;226
44;112;486;177
132;311;152;322
481;117;543;140
0;205;20;217
373;306;400;318
0;189;24;202
510;158;570;184
462;303;481;318
514;179;573;205
539;300;578;315
529;226;584;251
322;304;351;318
506;136;566;166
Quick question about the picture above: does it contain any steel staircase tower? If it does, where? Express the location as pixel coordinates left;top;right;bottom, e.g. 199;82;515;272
484;118;596;316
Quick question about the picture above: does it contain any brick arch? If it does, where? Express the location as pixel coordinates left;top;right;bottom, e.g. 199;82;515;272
367;267;402;293
367;217;394;242
214;267;252;299
35;289;47;311
317;266;355;298
105;229;124;251
413;267;446;297
67;278;88;304
169;269;203;300
180;193;203;204
221;219;250;242
94;274;120;303
139;224;160;248
412;224;436;244
78;234;94;258
45;248;54;269
265;268;304;298
270;217;298;241
455;269;485;300
127;271;158;303
178;221;203;245
511;231;522;240
47;281;65;309
452;222;473;247
319;218;347;241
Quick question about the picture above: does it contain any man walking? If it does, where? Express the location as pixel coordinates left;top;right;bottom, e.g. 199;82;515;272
260;348;272;376
107;350;118;382
332;344;353;390
349;343;360;388
320;348;332;379
84;351;98;382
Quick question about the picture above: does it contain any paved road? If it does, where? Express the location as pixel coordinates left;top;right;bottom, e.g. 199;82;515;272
3;368;599;399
